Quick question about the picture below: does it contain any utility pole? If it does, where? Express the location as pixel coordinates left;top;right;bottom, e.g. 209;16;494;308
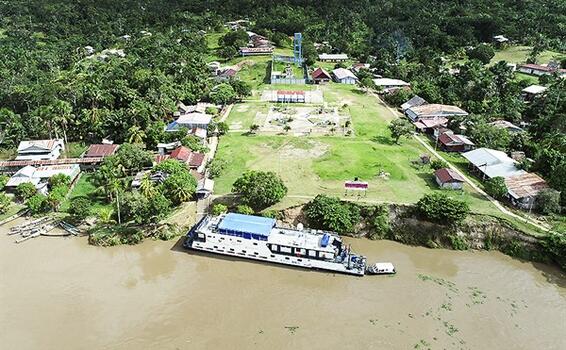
116;190;121;225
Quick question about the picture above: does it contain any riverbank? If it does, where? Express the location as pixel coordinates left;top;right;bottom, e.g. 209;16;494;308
1;217;564;350
278;203;564;270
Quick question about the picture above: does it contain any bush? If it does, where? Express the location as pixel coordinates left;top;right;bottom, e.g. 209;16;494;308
416;192;470;224
16;182;37;200
544;231;566;270
236;204;254;215
261;210;278;219
46;185;69;211
449;235;469;250
208;158;227;178
369;205;390;239
153;159;188;176
0;192;12;214
467;44;495;64
305;195;360;233
120;192;171;224
211;203;228;216
210;83;236;105
216;122;229;135
536;188;561;215
181;135;208;153
0;175;9;189
484;177;507;199
26;193;48;214
430;159;449;170
232;171;287;209
49;174;71;187
68;197;92;221
161;171;197;205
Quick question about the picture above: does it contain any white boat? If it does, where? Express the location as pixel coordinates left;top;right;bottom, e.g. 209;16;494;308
366;262;396;275
184;213;368;276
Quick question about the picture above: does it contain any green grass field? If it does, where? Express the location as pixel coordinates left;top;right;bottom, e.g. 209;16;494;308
60;173;113;215
214;83;513;217
491;45;565;65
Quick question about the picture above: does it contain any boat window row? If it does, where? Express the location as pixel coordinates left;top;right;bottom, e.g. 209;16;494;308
267;243;334;260
218;229;268;241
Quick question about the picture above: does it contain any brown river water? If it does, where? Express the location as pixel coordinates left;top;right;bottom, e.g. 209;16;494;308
1;219;565;350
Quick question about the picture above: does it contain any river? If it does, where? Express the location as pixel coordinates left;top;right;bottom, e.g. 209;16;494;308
1;220;565;350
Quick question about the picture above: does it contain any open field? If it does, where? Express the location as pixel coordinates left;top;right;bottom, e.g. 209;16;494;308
215;83;510;218
490;45;565;65
60;173;113;215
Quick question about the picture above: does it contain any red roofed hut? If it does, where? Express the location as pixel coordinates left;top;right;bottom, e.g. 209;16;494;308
434;168;465;190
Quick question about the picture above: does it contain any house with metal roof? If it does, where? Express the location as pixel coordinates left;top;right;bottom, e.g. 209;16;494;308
517;63;566;77
504;173;548;209
462;148;525;179
16;139;64;161
413;117;448;134
437;131;475;152
401;95;427;111
166;112;212;131
84;144;119;158
434;168;465;190
332;68;358;84
311;67;332;84
405;104;468;122
373;78;410;93
5;164;80;194
489;120;523;133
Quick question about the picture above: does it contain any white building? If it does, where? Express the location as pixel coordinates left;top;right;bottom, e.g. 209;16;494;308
319;53;348;62
331;68;358;84
373;78;410;93
16;139;64;161
5;164;80;194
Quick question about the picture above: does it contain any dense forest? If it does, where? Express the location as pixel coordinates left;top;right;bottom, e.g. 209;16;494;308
0;1;564;201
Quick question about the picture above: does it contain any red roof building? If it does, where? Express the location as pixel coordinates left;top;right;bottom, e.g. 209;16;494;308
311;68;331;84
434;168;465;190
84;144;119;158
437;131;475;152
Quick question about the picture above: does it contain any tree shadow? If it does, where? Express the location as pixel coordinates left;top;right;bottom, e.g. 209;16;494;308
263;61;272;84
370;135;396;145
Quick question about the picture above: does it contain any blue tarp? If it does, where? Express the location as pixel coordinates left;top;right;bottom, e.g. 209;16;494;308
218;213;276;238
165;121;179;131
321;233;330;247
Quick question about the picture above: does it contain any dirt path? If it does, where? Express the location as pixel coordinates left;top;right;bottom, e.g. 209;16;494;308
371;93;550;232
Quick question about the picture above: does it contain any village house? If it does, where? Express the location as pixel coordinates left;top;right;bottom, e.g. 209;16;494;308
517;63;566;77
215;68;238;82
405;104;468;122
434;168;465;190
401;95;427;111
311;67;332;84
462;148;525;180
84;144;119;158
5;164;81;194
318;53;348;62
413;117;448;134
373;78;410;93
489;120;523;133
521;84;547;101
166;111;212;131
16;139;64;161
437;131;475;152
207;61;221;75
155;146;206;173
493;35;509;48
504;173;548;210
332;68;358;84
351;63;370;73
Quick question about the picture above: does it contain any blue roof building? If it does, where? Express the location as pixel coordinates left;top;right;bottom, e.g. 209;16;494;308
218;213;276;241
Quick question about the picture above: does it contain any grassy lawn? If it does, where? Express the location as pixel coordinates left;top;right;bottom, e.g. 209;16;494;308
490;45;565;65
227;102;269;130
62;141;88;158
60;173;113;215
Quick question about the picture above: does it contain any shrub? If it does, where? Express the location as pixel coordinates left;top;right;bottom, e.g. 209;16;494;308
536;188;561;215
232;171;287;209
161;171;197;205
68;197;92;221
369;205;390;239
46;185;69;211
27;193;47;214
120;192;171;224
449;235;469;250
467;44;495;64
153;159;188;176
430;159;449;170
208;158;227;178
484;177;507;199
0;192;12;214
544;231;566;270
236;204;254;215
211;203;228;216
261;210;278;219
16;182;37;200
0;175;9;189
416;192;470;224
49;174;71;187
305;195;360;233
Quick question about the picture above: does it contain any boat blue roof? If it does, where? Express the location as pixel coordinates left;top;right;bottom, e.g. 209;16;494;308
218;213;276;237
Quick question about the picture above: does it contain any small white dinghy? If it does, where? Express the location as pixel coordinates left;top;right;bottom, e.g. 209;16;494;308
366;262;396;275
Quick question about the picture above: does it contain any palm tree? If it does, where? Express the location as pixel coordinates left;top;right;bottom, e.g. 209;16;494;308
139;175;157;198
127;125;146;144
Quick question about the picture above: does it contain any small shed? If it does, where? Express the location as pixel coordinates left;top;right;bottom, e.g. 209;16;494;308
435;168;465;190
437;131;475;152
84;144;119;158
505;173;548;209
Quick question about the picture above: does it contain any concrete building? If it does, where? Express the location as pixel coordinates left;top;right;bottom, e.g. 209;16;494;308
373;78;410;93
331;68;358;84
318;53;348;62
